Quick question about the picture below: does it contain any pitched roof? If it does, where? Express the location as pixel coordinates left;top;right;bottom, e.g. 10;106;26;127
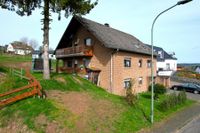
146;44;177;61
11;41;33;51
57;16;152;55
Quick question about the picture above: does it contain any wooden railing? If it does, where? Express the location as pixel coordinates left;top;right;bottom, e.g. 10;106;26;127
56;45;93;57
0;69;43;108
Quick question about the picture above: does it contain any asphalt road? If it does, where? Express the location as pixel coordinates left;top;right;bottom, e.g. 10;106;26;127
168;90;200;133
177;115;200;133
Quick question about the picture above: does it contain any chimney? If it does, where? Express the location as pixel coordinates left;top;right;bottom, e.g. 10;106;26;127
104;23;110;27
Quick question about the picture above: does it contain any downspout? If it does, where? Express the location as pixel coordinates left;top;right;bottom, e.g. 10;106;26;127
110;49;119;93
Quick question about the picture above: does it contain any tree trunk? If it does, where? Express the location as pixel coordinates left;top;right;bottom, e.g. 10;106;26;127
43;0;50;79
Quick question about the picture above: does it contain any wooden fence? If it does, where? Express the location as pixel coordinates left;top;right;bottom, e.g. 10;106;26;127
0;69;43;108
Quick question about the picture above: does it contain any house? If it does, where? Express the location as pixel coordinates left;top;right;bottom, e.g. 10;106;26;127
55;16;157;95
194;66;200;74
147;45;177;87
6;41;33;55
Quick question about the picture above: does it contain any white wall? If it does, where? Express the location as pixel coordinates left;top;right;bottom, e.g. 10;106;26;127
6;44;14;52
157;59;177;71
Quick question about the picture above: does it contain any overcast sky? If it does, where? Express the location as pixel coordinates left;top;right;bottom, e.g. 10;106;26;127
0;0;199;63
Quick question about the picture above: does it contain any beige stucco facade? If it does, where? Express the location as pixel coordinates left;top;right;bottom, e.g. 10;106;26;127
56;25;157;96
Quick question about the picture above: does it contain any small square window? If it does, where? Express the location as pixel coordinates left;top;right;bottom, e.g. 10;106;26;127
138;77;143;85
124;78;131;89
84;38;92;46
124;58;131;67
138;59;142;67
147;60;151;68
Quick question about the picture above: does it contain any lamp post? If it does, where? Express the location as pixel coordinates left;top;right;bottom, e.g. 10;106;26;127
150;0;192;124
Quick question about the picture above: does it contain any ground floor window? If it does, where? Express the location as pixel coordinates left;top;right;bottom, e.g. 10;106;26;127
138;77;143;85
124;78;131;89
67;60;72;67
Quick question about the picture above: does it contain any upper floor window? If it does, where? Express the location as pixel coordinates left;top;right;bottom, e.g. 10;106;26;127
138;59;142;67
124;58;131;67
124;78;131;89
166;63;170;70
84;38;92;46
147;60;151;68
158;51;163;58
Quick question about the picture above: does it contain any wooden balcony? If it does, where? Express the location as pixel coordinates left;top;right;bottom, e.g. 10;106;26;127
56;46;93;58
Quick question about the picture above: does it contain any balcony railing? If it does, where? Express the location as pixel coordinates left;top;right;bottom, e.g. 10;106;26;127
157;70;174;76
56;45;93;58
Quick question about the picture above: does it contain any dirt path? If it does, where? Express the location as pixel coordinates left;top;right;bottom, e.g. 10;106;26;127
47;90;123;133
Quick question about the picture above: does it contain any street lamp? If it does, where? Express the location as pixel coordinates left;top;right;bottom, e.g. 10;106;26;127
150;0;192;124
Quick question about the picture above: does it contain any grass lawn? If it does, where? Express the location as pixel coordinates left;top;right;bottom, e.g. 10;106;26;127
0;67;195;133
0;54;32;63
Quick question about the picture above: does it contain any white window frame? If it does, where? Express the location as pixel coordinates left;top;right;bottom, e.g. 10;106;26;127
124;78;131;89
84;38;92;46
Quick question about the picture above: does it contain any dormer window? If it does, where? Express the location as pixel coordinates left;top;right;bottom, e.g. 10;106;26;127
84;38;92;46
158;51;163;58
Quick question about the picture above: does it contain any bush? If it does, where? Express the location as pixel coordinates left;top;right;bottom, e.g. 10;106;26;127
178;91;187;104
125;88;138;106
159;91;187;111
148;83;167;95
125;79;138;106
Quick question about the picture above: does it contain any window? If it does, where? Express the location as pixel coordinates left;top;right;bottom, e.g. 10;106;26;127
158;51;163;58
147;60;151;68
67;60;72;67
124;78;131;89
138;59;142;67
124;58;131;67
138;77;143;85
84;38;92;46
166;63;170;70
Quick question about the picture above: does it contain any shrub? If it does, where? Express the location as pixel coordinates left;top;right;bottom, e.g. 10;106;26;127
177;91;187;104
125;88;138;106
125;79;138;106
148;83;167;95
159;91;187;111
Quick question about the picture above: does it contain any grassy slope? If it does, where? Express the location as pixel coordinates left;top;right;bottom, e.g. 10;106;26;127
0;67;194;133
0;54;31;63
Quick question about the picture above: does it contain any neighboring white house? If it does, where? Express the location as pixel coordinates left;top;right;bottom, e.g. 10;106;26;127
195;66;200;74
146;45;177;87
7;41;33;55
152;46;177;76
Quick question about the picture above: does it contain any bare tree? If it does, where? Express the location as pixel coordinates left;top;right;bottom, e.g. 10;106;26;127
20;37;29;44
29;39;39;50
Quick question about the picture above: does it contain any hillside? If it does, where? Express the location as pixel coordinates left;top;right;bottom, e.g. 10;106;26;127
0;65;194;133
